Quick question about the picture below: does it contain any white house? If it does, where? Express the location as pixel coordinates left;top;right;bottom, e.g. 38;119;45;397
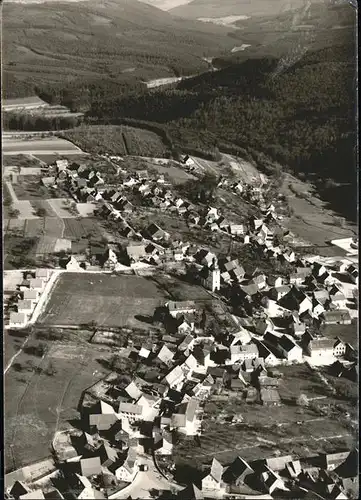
278;336;303;363
333;338;347;357
202;458;226;495
9;312;27;328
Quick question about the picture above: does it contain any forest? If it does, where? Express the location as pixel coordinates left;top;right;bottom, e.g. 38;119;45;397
86;43;356;197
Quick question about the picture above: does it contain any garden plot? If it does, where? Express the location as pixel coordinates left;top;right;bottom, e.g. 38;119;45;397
12;176;54;201
13;201;37;219
24;219;44;238
44;218;64;238
62;218;104;240
6;219;26;236
45;199;77;218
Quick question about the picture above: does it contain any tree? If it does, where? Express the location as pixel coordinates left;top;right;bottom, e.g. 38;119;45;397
296;393;309;407
35;208;47;218
8;207;20;218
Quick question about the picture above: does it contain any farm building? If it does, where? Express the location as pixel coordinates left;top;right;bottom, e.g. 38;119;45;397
322;310;352;325
167;301;197;318
9;312;27;328
305;337;335;358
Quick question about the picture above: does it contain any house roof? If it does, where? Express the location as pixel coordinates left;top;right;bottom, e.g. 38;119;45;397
168;301;196;312
29;278;43;288
80;457;102;477
323;310;351;321
309;337;335;350
10;312;26;324
126;245;146;259
19;491;46;499
118;403;143;415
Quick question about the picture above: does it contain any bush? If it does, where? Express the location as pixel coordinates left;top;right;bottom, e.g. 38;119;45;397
296;394;309;406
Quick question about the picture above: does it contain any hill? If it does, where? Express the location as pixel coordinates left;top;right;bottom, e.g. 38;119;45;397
169;0;309;19
2;0;235;98
87;29;356;220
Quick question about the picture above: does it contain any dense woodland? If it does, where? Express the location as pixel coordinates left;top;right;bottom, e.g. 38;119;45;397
85;43;356;217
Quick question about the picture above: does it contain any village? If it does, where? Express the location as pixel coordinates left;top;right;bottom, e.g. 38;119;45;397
4;150;359;500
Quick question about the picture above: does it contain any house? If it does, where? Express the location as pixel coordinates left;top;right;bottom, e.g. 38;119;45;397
322;310;351;325
35;269;50;282
347;264;358;285
9;312;27;328
199;258;221;292
267;276;283;288
157;345;174;365
118;403;143;422
111;453;137;482
306;337;335;359
29;278;44;292
80;456;102;477
176;315;194;334
230;224;244;236
98;443;118;468
177;484;203;500
226;344;259;365
146;223;169;242
269;285;291;302
126;244;147;263
168;301;197;317
64;256;83;272
277;335;303;362
56;159;69;171
9;481;32;499
223;456;254;486
102;248;118;269
328;285;347;309
333;338;347;357
17;300;33;316
259;466;287;494
170;398;200;436
279;287;313;315
165;365;185;388
19;491;46;499
312;298;325;318
313;290;330;306
289;268;312;285
260;387;281;406
202;458;226;493
257;342;279;366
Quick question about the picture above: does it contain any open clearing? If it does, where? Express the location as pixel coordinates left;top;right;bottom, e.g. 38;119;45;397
38;273;171;328
4;341;110;471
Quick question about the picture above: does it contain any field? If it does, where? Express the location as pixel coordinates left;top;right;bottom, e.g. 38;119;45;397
2;137;83;155
62;125;168;157
38;273;171;328
174;362;357;469
2;153;46;168
4;338;111;472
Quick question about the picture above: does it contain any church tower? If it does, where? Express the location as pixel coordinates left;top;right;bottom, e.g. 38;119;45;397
209;257;220;292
